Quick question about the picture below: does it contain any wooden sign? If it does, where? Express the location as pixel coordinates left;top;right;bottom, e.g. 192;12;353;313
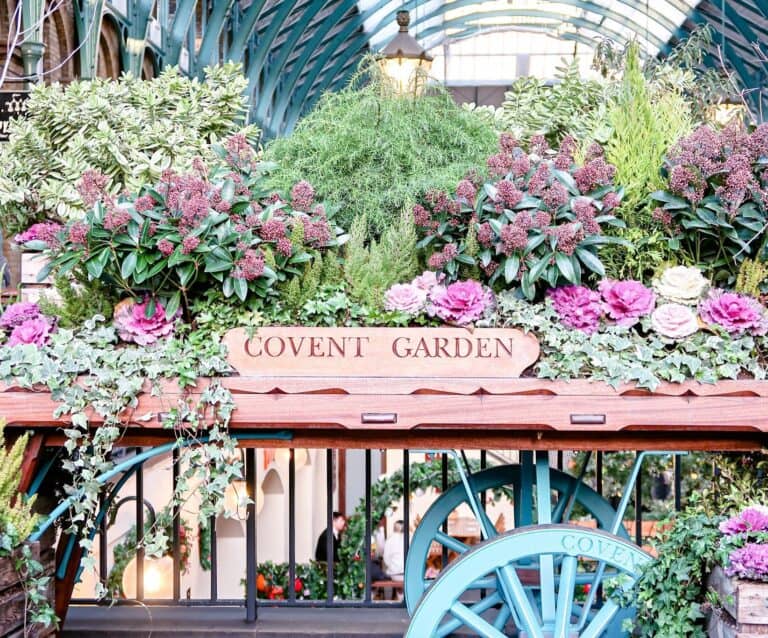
222;327;540;378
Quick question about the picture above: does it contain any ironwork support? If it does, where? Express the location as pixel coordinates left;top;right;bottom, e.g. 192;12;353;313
123;0;156;77
164;0;198;66
194;0;236;74
74;0;106;79
20;0;45;87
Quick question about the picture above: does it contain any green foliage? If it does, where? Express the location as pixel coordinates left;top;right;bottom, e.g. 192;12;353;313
0;65;258;235
493;291;767;390
38;275;115;329
499;58;610;146
605;42;692;229
0;318;241;601
264;59;497;239
735;259;768;298
344;209;419;309
0;423;56;629
600;228;672;282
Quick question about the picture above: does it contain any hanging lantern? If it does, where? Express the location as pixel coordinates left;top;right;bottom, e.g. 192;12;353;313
122;554;174;599
379;11;433;95
224;479;265;515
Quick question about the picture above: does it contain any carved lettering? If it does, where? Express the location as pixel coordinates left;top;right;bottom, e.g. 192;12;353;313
264;336;285;357
495;338;514;358
328;337;345;357
288;337;305;356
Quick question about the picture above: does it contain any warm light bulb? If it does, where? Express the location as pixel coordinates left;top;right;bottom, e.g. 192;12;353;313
122;554;174;599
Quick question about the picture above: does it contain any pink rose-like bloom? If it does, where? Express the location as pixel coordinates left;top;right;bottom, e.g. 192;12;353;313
114;298;177;345
384;283;427;315
726;543;768;581
0;302;42;329
651;303;699;339
14;222;63;247
411;271;443;292
427;280;494;326
599;279;656;327
8;318;53;347
548;285;602;334
699;290;768;335
720;507;768;536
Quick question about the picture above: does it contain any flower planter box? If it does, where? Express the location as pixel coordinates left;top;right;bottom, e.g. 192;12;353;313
708;566;768;637
0;542;55;638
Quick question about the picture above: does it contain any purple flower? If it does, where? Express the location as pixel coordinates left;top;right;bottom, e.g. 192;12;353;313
427;280;494;326
599;279;656;327
8;318;53;347
291;180;315;212
411;271;443;292
651;303;699;339
726;543;768;581
384;283;427;315
0;302;42;329
699;290;768;335
548;285;602;334
14;223;63;248
720;507;768;536
113;298;178;345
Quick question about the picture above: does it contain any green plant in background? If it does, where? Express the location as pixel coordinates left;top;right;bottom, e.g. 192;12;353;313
0;65;258;235
344;207;420;309
264;57;497;239
38;275;115;329
604;42;693;230
0;422;57;629
735;258;768;298
499;58;610;147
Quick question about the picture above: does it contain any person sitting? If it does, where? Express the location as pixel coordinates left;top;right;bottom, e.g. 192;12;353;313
314;511;346;563
383;520;405;581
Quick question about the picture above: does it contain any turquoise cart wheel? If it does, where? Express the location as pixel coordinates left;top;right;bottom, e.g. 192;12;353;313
407;524;651;638
404;463;625;613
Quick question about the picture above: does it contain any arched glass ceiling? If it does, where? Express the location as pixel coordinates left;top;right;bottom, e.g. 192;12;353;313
60;0;768;138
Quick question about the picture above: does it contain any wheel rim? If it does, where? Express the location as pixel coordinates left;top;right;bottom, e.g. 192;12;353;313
405;463;626;613
407;524;651;638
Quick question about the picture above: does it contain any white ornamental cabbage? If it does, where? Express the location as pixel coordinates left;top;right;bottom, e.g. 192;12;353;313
652;266;709;305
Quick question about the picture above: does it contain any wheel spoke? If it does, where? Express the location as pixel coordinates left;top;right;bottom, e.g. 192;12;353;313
434;530;469;554
493;603;512;630
448;601;508;638
554;555;578;638
580;600;621;638
496;564;545;638
435;592;502;638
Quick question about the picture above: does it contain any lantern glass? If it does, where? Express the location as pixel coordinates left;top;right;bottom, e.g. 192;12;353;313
122;554;174;599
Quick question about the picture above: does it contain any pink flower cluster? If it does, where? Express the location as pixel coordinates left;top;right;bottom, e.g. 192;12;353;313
699;290;768;336
113;298;178;345
0;302;54;347
383;273;492;325
550;280;656;333
14;223;63;248
726;544;768;581
720;507;768;536
428;280;494;326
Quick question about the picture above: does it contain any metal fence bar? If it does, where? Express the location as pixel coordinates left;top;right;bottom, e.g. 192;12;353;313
635;451;642;546
209;514;217;601
288;448;296;603
403;450;410;559
674;454;682;512
245;447;257;622
136;450;144;601
364;449;372;604
99;491;107;588
596;451;603;496
326;449;334;603
172;447;180;602
441;452;448;569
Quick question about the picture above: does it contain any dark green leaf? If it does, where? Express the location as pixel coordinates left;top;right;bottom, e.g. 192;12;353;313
121;252;137;279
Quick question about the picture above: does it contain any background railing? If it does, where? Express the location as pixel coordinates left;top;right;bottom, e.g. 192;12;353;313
69;447;689;615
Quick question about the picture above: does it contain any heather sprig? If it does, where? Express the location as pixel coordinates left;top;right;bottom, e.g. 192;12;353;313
414;135;627;299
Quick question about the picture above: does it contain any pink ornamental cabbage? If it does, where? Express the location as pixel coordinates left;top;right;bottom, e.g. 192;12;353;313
384;283;427;315
0;302;42;329
650;303;699;339
726;543;768;581
113;298;178;345
8;318;53;347
719;507;768;536
699;290;768;335
13;222;63;247
548;285;602;334
599;279;656;327
427;280;494;326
